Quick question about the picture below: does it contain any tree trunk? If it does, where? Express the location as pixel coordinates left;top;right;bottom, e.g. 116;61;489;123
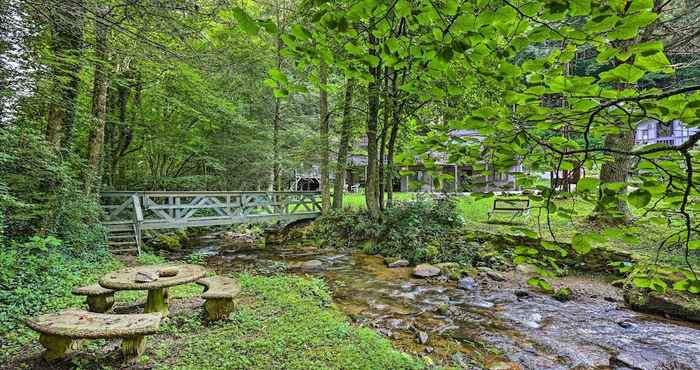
594;129;635;223
46;0;85;150
319;58;331;213
271;6;283;191
108;81;130;186
333;79;355;209
379;68;395;209
365;32;382;219
86;7;109;192
386;106;401;206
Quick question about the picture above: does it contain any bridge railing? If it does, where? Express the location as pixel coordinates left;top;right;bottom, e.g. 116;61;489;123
101;191;322;230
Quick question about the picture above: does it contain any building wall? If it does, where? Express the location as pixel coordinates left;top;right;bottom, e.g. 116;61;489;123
399;164;518;193
636;120;697;146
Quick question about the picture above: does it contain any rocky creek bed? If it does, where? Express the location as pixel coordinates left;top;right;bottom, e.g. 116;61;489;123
189;236;700;370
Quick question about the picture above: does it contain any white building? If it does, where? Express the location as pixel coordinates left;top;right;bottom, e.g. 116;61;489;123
635;120;697;146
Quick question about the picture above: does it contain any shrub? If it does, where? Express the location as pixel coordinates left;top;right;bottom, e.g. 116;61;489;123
314;196;478;265
0;127;114;352
0;236;117;337
0;127;105;252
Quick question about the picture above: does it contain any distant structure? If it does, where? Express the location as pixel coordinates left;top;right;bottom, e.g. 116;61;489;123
305;130;520;193
635;119;698;146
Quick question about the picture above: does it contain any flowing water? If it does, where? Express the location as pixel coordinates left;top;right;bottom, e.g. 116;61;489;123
190;237;700;370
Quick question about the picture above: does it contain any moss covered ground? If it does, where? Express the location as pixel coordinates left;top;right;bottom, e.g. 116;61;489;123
4;269;425;370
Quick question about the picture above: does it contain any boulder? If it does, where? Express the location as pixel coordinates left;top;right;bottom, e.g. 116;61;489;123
387;259;409;268
624;288;700;323
457;277;476;291
289;259;324;271
515;264;538;275
413;264;441;278
553;287;573;302
611;349;670;370
478;267;506;282
416;330;429;344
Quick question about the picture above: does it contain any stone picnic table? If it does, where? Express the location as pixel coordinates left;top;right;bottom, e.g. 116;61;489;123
99;264;207;317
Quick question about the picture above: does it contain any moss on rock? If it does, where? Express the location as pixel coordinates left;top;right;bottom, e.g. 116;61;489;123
624;288;700;323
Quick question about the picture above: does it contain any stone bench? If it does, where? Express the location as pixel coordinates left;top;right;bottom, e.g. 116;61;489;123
26;309;162;362
196;276;241;320
72;284;115;313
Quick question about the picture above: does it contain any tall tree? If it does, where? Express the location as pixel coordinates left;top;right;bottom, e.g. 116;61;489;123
332;79;355;209
45;0;85;150
271;1;285;191
365;30;382;219
86;6;110;191
319;57;331;212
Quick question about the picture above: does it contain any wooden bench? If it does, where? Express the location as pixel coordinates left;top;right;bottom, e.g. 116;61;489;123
196;276;241;320
26;309;162;362
487;198;530;222
72;284;115;313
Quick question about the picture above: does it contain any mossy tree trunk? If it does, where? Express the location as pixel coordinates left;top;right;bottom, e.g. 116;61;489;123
365;29;382;219
319;58;331;213
45;0;85;150
332;79;355;209
86;6;110;192
594;127;635;224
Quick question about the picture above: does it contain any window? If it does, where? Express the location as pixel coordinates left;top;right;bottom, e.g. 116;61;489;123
640;129;649;140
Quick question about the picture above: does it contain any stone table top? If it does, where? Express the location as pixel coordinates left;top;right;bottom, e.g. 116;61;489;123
99;264;207;291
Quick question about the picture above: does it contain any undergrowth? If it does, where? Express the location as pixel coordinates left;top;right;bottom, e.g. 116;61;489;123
314;196;478;265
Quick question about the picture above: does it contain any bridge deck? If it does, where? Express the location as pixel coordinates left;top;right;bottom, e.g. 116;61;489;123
100;191;322;254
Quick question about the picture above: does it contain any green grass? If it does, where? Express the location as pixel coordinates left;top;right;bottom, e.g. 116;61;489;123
341;192;699;268
341;192;417;209
148;274;424;370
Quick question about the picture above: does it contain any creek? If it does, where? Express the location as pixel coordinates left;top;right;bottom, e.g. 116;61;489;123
188;236;700;370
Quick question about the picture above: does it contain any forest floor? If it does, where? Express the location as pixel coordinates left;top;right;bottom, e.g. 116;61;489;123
343;193;700;268
3;268;424;370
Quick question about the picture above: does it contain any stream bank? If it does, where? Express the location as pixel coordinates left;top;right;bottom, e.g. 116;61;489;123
190;232;700;370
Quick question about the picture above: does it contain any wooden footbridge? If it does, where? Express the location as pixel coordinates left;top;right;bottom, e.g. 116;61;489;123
100;191;322;254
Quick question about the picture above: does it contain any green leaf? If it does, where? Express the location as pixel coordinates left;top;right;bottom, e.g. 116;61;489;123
629;0;654;12
689;281;700;294
344;42;363;55
232;8;259;35
599;64;645;84
527;277;553;292
363;54;380;67
572;233;592;255
569;0;591;16
268;68;287;84
628;189;651;208
576;177;599;192
688;240;700;251
291;25;312;41
650;278;667;293
395;0;411;18
673;279;690;292
632;277;650;288
635;52;672;73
